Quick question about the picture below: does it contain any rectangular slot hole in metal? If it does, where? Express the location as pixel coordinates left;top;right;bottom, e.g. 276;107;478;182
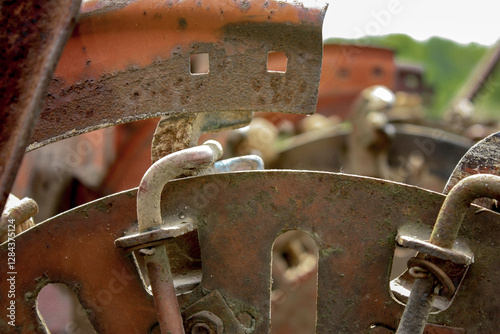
267;51;288;73
271;230;318;334
190;53;210;75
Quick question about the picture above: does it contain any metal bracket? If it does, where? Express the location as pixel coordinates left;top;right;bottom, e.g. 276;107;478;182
115;141;223;334
395;174;500;334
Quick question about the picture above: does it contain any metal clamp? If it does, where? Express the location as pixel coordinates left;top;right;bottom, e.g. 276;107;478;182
396;235;473;266
115;140;223;334
396;174;500;334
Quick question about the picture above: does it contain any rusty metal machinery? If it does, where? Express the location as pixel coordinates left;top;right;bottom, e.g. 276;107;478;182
2;1;500;334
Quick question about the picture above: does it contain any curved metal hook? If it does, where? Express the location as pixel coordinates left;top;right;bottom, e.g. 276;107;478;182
137;140;223;232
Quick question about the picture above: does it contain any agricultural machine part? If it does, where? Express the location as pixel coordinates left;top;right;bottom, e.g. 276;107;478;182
1;0;326;214
151;112;253;162
185;310;223;334
395;174;500;334
0;0;81;214
3;171;500;332
3;1;499;333
348;85;396;178
114;145;263;334
28;0;327;151
181;290;244;334
272;122;472;191
116;141;223;334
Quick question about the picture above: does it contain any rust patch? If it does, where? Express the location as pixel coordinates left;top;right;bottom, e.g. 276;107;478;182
178;17;188;30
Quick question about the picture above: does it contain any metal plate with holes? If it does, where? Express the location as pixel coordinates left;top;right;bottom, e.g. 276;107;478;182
29;0;327;149
2;171;500;333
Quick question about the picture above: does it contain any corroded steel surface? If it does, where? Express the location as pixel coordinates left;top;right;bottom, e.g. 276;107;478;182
444;131;500;208
2;171;500;332
29;0;327;149
0;188;158;333
0;0;81;213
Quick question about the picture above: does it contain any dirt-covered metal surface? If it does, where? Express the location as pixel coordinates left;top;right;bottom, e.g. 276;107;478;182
2;171;500;333
0;0;81;214
444;131;500;197
29;0;327;149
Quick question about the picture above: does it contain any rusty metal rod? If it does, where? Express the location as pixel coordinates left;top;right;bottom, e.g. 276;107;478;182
144;246;185;334
395;277;437;334
396;174;500;334
0;0;82;214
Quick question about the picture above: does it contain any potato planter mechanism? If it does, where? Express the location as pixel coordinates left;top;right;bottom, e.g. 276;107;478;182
2;1;500;334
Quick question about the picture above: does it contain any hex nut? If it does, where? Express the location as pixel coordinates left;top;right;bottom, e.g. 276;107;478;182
185;310;224;334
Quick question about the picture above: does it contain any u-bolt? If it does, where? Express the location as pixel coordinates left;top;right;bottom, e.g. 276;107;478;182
137;140;223;334
396;174;500;334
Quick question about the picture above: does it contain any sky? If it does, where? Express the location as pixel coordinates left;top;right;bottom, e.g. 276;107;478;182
322;0;500;46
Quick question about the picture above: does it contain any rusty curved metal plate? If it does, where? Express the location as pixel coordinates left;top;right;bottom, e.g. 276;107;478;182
0;188;158;333
0;0;81;214
2;171;499;332
272;123;472;191
443;131;500;208
444;131;500;193
29;0;327;149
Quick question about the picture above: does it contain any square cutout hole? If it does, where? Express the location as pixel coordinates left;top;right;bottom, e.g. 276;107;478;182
267;51;287;73
190;53;209;74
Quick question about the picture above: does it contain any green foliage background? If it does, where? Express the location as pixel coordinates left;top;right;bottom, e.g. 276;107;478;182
325;34;498;120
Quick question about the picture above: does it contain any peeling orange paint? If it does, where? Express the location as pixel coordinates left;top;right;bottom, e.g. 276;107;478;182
55;0;326;85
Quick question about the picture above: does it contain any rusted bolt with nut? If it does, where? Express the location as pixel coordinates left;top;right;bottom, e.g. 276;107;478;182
185;311;224;334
